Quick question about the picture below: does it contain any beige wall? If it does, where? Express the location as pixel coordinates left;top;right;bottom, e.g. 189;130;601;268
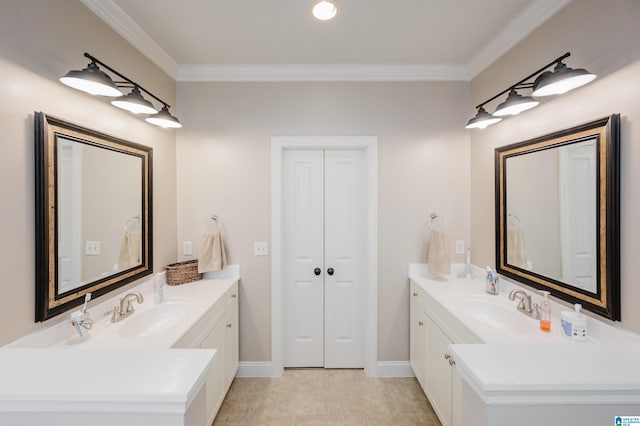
176;82;471;362
0;0;178;344
470;0;640;332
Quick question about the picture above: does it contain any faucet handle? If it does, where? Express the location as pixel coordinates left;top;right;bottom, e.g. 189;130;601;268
104;306;119;323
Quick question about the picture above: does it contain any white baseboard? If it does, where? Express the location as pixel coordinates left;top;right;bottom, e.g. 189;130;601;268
236;361;413;378
236;362;273;377
377;361;415;377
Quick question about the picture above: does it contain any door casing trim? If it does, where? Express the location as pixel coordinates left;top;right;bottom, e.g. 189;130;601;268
271;136;378;377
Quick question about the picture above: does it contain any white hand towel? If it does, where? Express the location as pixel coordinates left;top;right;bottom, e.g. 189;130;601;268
428;229;451;275
198;230;228;273
117;230;141;270
507;227;527;268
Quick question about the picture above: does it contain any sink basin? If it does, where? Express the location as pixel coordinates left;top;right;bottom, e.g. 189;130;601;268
463;297;536;334
119;301;191;339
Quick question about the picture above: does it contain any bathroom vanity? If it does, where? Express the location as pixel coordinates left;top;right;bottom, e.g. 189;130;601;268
4;269;240;426
0;349;214;426
409;264;640;426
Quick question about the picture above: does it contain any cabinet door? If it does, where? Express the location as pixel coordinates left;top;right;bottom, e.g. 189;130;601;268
424;315;453;426
199;320;226;423
224;287;239;386
410;292;427;386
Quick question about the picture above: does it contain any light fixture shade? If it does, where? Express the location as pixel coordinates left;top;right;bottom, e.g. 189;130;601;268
312;0;338;20
111;87;158;114
145;106;182;128
494;89;540;116
59;62;123;97
465;106;502;129
532;61;597;97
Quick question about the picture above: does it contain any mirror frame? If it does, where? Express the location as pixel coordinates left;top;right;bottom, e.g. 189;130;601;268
34;112;153;321
495;114;620;320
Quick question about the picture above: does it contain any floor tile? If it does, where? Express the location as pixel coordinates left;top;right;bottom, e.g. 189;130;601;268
212;369;441;426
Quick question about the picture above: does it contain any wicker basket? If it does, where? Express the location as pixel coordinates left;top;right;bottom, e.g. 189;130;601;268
165;260;202;285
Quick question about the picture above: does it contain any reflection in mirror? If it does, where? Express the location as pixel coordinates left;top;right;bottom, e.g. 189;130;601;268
505;138;597;292
57;137;143;292
495;115;620;320
35;112;153;321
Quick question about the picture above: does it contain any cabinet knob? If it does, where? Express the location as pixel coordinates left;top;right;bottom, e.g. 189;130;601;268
314;267;321;276
327;268;334;276
413;292;418;296
444;353;451;360
448;359;456;367
227;323;232;328
231;294;237;298
418;321;424;326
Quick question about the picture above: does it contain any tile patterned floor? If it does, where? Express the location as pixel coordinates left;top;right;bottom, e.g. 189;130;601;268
213;368;441;425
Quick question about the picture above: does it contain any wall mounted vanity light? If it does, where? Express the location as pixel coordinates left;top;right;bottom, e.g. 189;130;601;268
465;52;596;129
60;52;182;129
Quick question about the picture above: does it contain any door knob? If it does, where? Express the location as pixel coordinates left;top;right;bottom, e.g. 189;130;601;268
314;268;321;276
327;268;334;276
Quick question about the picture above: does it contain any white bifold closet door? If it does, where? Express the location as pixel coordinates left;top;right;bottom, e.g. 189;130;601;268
283;149;365;368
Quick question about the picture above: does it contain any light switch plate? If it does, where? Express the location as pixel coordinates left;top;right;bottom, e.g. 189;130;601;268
254;241;269;256
455;240;465;255
183;241;193;256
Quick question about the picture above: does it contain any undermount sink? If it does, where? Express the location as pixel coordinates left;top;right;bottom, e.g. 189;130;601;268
118;300;191;339
463;296;536;334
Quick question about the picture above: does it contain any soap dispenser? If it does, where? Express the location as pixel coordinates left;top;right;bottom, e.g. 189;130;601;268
154;272;165;304
540;291;551;332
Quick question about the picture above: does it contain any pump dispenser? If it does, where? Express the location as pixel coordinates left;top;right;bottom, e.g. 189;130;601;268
540;291;551;332
154;272;165;304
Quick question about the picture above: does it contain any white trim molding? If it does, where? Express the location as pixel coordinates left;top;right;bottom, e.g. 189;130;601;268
80;0;179;79
377;362;415;378
236;362;273;378
467;0;573;78
271;136;378;377
177;63;469;82
82;0;569;83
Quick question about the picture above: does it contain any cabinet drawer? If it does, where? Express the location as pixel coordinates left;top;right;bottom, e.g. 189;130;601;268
226;282;238;307
410;281;428;313
174;297;226;348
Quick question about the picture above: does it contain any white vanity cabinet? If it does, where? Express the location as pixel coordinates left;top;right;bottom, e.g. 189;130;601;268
410;280;468;426
174;281;239;425
224;285;239;385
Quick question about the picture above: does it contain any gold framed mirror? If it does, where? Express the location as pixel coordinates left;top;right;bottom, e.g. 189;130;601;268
495;114;620;320
34;112;153;321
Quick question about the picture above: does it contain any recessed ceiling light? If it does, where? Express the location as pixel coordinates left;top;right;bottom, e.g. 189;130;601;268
311;0;338;21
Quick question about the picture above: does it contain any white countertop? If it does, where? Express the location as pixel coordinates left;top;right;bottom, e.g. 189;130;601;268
409;263;640;405
449;343;640;404
7;271;238;349
0;348;215;412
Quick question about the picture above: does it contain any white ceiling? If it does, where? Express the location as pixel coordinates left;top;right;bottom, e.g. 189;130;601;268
81;0;571;81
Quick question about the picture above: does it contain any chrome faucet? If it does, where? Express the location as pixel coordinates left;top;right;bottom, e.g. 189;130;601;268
508;289;540;319
106;291;144;323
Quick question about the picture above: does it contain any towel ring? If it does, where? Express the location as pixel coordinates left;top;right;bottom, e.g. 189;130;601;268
508;213;523;229
202;215;223;232
124;215;140;232
429;213;448;231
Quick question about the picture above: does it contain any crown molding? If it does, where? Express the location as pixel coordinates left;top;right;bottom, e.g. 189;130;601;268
467;0;573;78
80;0;179;79
177;63;470;82
82;0;569;82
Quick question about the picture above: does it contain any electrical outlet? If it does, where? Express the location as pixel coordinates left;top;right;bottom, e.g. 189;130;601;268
254;241;269;256
85;241;101;256
183;241;193;256
455;240;465;255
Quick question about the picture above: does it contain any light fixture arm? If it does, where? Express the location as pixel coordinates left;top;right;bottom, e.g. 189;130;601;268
474;52;571;109
83;52;171;109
